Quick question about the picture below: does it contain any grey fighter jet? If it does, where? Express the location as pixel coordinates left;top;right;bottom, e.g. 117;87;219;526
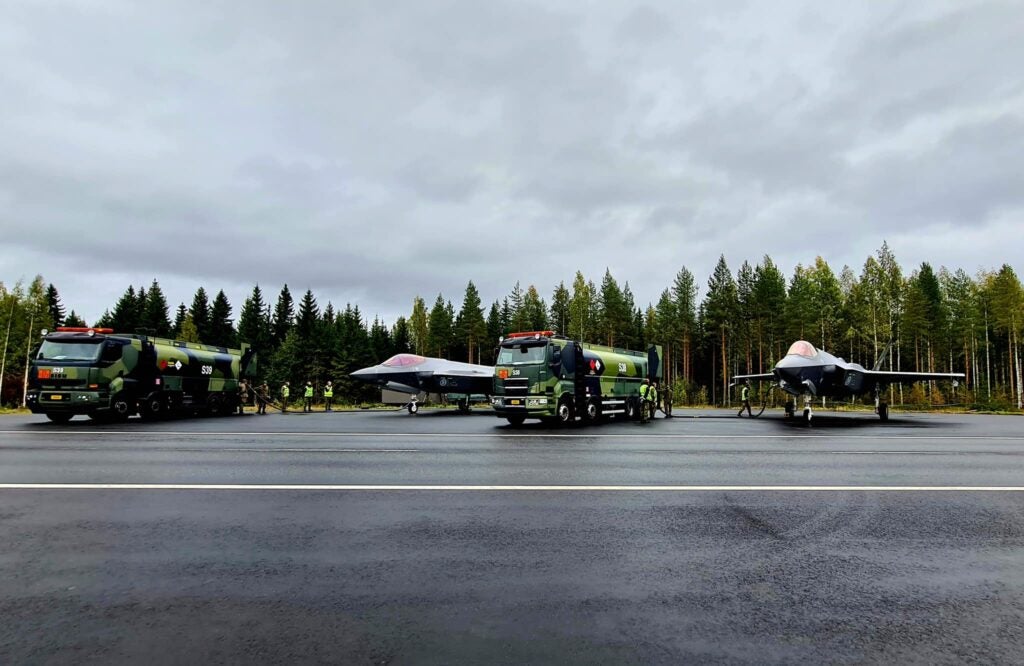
350;353;494;414
733;340;964;422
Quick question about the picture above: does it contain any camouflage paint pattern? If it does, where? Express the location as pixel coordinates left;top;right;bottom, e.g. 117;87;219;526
492;332;663;424
27;330;255;421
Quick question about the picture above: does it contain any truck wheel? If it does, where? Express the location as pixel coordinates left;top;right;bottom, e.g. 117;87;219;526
110;394;133;422
506;415;525;427
205;394;222;416
584;398;600;422
624;398;637;421
46;412;73;424
218;397;236;416
555;397;575;426
140;396;165;421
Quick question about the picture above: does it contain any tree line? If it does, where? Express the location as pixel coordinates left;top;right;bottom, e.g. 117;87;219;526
2;242;1021;409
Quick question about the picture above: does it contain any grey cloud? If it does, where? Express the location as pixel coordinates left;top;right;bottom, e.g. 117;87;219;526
1;0;1021;327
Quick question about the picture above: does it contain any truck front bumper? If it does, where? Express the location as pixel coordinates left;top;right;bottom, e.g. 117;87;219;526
27;390;108;414
491;396;552;417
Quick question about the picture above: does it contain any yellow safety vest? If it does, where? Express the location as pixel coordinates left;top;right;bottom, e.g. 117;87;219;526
324;386;333;398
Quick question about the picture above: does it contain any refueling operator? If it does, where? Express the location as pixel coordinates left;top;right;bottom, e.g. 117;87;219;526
737;380;752;418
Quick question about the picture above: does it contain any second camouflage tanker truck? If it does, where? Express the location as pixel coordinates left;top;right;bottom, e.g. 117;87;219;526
26;327;257;423
490;330;662;426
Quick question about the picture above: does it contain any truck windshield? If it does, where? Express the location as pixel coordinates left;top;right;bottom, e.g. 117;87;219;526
37;341;102;361
497;344;546;365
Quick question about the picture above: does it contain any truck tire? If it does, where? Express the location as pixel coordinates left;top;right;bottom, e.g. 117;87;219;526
205;393;223;416
110;394;133;422
46;412;73;424
584;398;600;422
140;395;166;421
624;398;637;421
555;396;574;426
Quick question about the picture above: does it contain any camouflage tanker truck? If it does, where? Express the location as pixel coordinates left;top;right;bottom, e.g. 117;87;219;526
490;330;662;426
26;327;257;423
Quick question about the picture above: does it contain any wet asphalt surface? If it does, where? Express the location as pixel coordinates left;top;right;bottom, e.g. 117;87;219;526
1;408;1023;664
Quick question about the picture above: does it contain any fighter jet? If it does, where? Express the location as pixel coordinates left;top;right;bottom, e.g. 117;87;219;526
733;340;964;422
350;353;494;414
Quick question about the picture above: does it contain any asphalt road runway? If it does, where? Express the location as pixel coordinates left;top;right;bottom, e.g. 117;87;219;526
1;407;1022;663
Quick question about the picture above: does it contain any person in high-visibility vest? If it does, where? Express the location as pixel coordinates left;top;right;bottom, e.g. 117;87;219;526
280;381;290;413
639;379;654;423
304;381;314;412
323;381;334;412
737;380;752;417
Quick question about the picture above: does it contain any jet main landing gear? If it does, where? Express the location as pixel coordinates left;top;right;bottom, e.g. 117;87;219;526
873;388;889;421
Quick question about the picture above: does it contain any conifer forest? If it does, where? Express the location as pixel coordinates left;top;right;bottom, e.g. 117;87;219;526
2;243;1022;411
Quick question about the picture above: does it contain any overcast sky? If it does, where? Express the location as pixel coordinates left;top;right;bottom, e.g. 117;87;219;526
2;0;1022;327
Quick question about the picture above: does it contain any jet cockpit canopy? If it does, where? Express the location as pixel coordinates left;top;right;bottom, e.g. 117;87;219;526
786;341;817;358
381;354;426;368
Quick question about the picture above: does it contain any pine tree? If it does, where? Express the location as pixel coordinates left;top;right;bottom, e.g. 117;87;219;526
45;284;66;329
237;285;272;353
409;296;429;355
672;267;698;383
456;281;487;363
172;304;188;338
63;311;86;328
391;316;412;355
522;285;547;332
142;280;172;336
549;281;570;336
598;269;628;347
426;294;454;358
209;290;235;347
752;257;786;371
568;272;593;343
703;256;738;405
295;289;320;341
111;286;141;333
272;284;294;344
189;287;211;342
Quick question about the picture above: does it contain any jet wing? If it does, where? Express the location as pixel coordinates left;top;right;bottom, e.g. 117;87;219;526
863;371;964;385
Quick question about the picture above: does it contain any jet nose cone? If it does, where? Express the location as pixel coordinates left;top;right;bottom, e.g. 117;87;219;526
775;361;803;387
350;367;376;379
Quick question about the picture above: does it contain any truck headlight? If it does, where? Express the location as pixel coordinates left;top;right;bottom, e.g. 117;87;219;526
527;398;548;406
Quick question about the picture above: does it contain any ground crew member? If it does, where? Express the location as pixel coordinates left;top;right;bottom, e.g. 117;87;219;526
280;381;290;413
738;380;752;417
304;381;314;412
649;381;659;421
257;382;269;415
640;378;653;423
237;380;249;415
323;381;334;411
660;383;673;418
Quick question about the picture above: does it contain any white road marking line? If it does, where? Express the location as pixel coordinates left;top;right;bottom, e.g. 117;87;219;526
1;484;1023;491
0;430;1021;441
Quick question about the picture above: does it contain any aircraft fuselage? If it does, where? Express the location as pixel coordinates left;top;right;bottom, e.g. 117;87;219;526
774;349;870;399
